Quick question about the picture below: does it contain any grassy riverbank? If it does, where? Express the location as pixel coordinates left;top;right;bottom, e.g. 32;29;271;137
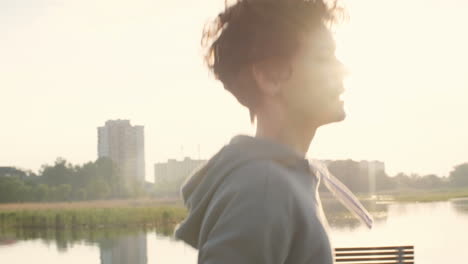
0;199;187;232
365;188;468;202
2;189;468;232
319;188;468;203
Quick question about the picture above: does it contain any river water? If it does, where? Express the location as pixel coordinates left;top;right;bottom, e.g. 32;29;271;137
1;199;468;263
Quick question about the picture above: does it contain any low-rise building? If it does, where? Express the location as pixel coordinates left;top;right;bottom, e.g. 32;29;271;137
154;157;206;197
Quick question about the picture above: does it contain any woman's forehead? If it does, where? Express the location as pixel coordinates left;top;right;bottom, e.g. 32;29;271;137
300;26;336;54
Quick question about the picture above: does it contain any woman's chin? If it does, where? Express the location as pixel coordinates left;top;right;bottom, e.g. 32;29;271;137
323;107;346;125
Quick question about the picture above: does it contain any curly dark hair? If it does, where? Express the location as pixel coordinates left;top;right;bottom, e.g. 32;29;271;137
202;0;343;122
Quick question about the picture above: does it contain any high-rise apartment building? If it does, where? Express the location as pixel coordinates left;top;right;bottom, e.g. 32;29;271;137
98;119;145;183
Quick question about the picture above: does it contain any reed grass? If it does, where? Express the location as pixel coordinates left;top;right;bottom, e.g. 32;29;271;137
0;199;187;230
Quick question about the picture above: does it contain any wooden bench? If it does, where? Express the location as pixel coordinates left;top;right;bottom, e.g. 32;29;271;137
335;245;414;264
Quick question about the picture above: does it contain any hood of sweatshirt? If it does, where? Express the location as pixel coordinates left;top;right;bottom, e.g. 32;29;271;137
174;135;313;248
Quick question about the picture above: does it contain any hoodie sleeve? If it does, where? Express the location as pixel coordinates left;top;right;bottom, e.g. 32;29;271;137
198;162;296;264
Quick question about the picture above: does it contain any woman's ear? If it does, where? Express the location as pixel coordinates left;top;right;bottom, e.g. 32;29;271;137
251;59;292;97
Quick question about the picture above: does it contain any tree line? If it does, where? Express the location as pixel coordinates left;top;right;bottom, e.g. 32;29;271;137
1;159;468;203
326;160;468;193
0;158;149;203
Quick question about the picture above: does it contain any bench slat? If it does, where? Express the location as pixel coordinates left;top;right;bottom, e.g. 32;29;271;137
336;256;414;262
336;251;414;257
334;262;414;264
335;246;413;251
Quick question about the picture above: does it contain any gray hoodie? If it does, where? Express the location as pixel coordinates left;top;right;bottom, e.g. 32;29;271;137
175;135;333;264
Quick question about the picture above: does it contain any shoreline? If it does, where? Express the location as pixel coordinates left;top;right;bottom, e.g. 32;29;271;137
0;200;186;231
1;190;468;230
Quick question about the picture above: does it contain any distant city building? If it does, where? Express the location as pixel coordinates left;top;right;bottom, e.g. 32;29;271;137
319;160;386;175
98;119;145;183
100;234;147;264
154;157;206;185
359;160;385;193
359;160;386;176
320;159;386;193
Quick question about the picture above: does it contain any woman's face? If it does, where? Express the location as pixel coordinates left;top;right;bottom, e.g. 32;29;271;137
281;25;347;128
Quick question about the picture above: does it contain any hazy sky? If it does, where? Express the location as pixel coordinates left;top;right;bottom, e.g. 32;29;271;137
1;0;467;181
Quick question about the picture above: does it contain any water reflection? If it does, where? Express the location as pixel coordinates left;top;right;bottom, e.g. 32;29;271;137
0;223;176;264
451;198;468;214
99;233;147;264
0;227;153;264
321;198;389;230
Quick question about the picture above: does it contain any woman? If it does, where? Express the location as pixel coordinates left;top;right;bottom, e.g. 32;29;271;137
176;0;350;263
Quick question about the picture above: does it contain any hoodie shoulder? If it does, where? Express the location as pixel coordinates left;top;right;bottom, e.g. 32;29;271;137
221;159;300;198
210;159;300;228
196;159;299;263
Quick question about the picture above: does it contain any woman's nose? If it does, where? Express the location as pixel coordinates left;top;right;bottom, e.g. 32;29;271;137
335;59;349;77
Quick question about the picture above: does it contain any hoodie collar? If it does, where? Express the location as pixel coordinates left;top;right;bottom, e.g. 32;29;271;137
230;135;311;173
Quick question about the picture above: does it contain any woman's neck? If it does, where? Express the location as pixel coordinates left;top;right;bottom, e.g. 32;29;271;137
255;109;317;157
